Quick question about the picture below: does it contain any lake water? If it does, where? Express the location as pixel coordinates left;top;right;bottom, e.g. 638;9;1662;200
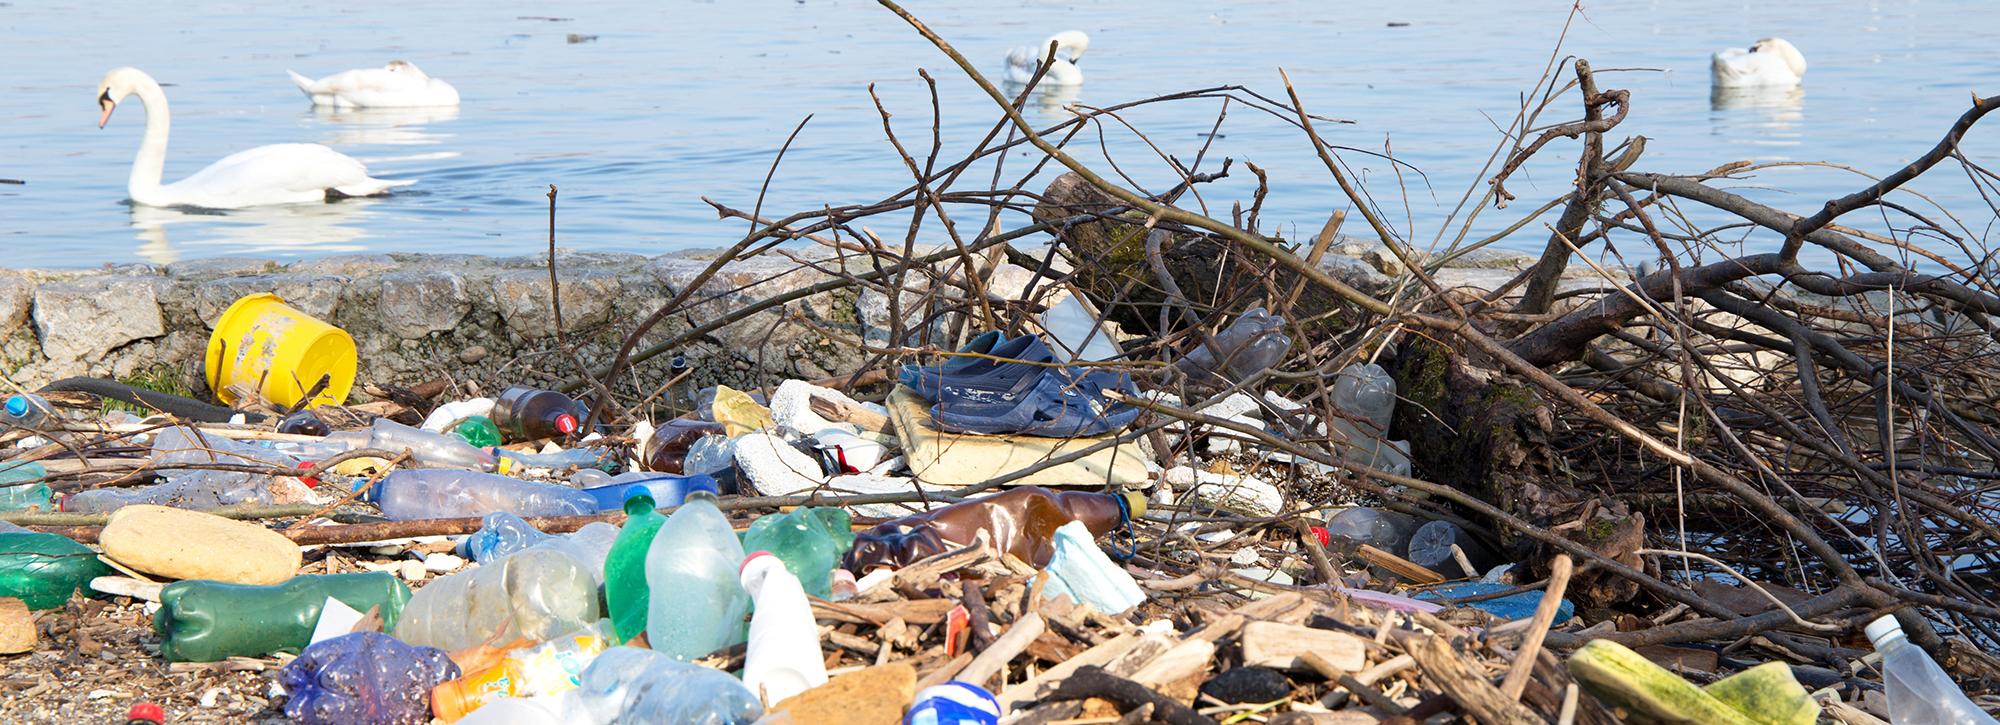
3;0;1995;268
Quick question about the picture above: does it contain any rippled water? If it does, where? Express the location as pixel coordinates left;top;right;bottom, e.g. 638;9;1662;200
3;0;1995;267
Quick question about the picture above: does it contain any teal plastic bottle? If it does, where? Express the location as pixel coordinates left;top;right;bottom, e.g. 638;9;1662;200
154;572;412;662
604;493;666;643
740;507;855;599
0;461;51;513
0;531;111;610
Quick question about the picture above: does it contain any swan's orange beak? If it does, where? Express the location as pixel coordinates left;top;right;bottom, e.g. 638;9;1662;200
98;92;115;129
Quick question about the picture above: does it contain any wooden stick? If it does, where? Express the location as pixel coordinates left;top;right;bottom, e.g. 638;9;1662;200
1500;553;1574;701
1356;544;1445;584
956;611;1044;689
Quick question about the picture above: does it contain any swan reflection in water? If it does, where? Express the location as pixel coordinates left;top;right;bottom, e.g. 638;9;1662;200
1710;85;1805;152
129;200;377;266
309;105;461;147
1002;82;1083;124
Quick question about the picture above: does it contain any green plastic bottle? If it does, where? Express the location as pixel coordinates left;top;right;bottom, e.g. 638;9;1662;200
0;532;111;610
154;572;412;662
604;494;666;643
0;483;51;513
0;461;45;486
740;507;855;599
450;416;503;449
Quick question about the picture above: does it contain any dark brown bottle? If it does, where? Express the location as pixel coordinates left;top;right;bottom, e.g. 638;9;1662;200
843;487;1146;572
643;418;725;474
490;386;581;443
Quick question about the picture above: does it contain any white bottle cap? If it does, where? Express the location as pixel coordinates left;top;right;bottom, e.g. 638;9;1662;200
1864;614;1905;649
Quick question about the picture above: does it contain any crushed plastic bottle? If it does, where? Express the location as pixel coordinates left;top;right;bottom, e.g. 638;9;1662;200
1322;507;1421;555
367;418;497;470
605;494;666;643
277;410;332;437
1173;307;1292;383
682;435;738;476
279;631;460;725
431;621;612;722
1332;363;1396;431
456;513;619;575
0;531;112;610
1405;520;1499;575
367;469;595;521
572;647;763;724
739;506;854;599
68;427;316;512
1866;615;2000;724
0;462;51;512
645;491;750;661
739;552;827;705
154;572;412;662
395;546;603;652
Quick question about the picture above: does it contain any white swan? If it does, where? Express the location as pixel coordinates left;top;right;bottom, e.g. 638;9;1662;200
1005;31;1090;86
96;67;414;209
1711;38;1807;88
287;60;461;108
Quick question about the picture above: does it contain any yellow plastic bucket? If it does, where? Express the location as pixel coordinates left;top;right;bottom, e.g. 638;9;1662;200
205;293;357;409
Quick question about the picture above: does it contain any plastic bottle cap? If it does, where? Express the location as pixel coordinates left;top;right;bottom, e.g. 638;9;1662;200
126;702;165;724
1864;614;1905;649
555;413;579;435
294;461;321;487
3;396;25;418
741;550;776;574
1121;491;1148;520
1309;526;1332;548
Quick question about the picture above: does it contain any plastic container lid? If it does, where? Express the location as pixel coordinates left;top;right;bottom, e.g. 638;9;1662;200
3;396;29;418
555;413;579;435
1864;614;1905;649
126;702;165;724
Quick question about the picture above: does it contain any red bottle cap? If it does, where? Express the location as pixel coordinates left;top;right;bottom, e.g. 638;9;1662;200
1309;526;1331;548
555;413;579;435
295;461;321;487
127;702;165;724
740;550;776;574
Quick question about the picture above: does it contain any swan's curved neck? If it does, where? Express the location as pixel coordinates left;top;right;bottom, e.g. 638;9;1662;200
125;78;171;202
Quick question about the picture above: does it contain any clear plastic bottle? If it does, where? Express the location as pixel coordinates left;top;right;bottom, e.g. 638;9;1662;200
1332;363;1397;431
456;514;619;582
367;418;497;470
278;631;461;725
644;491;750;661
495;446;618;474
63;469;313;514
682;435;738;477
739;552;827;706
0;462;50;512
367;469;595;521
0;394;57;430
431;622;613;721
1866;615;2000;724
1323;507;1421;554
572;647;762;724
1174;307;1292;383
1405;520;1499;575
394;547;603;652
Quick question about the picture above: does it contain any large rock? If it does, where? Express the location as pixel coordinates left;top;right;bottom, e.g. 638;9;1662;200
369;271;470;339
32;275;166;361
193;273;347;323
492;269;621;337
0;272;32;334
99;505;302;585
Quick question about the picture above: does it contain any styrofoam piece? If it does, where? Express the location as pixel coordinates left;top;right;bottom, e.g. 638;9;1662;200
769;380;868;438
733;432;829;496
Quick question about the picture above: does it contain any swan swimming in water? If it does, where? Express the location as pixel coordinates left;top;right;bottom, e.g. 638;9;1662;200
1711;38;1807;88
96;67;415;209
1006;31;1090;86
287;60;461;108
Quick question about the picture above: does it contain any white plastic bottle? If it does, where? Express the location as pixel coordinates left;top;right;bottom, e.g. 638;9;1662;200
739;552;827;706
1866;615;1999;725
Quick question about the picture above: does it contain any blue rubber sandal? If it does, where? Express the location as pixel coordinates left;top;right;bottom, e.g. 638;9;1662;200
900;333;1057;403
931;365;1140;438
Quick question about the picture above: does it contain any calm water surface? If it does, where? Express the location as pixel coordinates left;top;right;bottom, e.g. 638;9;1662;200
2;0;1995;267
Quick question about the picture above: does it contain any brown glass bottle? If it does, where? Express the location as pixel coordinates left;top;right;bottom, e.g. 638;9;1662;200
490;386;581;443
643;418;726;474
843;486;1146;572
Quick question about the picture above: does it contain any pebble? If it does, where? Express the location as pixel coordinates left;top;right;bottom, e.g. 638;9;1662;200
1200;666;1293;704
422;552;465;572
99;505;301;585
397;560;426;583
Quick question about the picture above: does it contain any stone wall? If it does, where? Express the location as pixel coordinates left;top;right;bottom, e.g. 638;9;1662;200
0;242;1612;408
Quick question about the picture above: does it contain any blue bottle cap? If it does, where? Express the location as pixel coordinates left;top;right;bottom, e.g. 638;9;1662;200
4;396;26;418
